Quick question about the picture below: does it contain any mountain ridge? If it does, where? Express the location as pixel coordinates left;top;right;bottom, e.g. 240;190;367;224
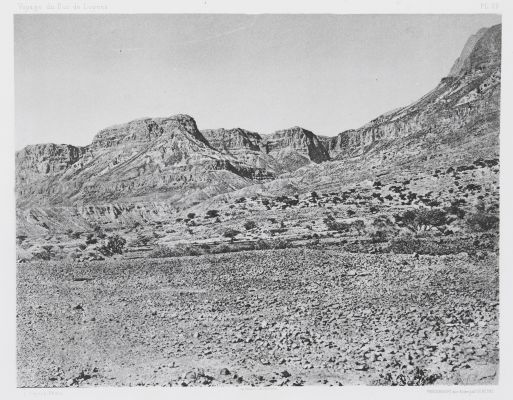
15;24;501;236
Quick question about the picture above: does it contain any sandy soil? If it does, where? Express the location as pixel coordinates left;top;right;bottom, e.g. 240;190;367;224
17;248;498;387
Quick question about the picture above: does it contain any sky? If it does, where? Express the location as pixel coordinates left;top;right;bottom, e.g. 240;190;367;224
14;14;501;149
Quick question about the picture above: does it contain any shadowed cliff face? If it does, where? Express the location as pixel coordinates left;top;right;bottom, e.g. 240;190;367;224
201;128;263;153
202;126;331;174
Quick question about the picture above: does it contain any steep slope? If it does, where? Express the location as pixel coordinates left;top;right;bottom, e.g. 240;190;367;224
16;115;265;208
202;126;331;174
203;24;501;203
201;128;277;176
262;127;330;172
201;128;262;153
325;24;500;162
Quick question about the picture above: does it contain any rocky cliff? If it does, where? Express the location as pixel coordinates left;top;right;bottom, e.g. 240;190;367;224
201;128;262;153
202;126;330;174
205;24;501;202
15;115;270;208
325;24;501;160
16;115;331;209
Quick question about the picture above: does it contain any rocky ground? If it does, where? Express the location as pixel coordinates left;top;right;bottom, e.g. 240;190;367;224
17;248;499;387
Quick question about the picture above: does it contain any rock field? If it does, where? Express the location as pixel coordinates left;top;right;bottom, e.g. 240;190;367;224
17;248;498;387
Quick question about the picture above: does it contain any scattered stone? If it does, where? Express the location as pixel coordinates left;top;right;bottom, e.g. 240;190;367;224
184;371;196;381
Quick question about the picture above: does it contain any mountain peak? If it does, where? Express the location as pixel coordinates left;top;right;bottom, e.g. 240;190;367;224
266;126;330;164
90;113;208;149
449;24;501;77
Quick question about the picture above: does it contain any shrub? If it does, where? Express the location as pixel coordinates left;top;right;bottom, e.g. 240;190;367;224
466;212;499;232
85;233;98;245
98;235;126;256
92;224;107;239
395;208;449;233
352;220;365;235
370;230;388;243
206;209;220;218
223;228;241;242
368;216;398;242
187;212;196;219
445;201;466;219
323;214;351;232
244;220;257;230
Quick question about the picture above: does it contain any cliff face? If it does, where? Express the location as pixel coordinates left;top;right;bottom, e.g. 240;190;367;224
201;128;262;153
201;126;330;174
15;115;263;208
326;24;501;160
263;127;330;164
16;144;86;177
16;115;332;208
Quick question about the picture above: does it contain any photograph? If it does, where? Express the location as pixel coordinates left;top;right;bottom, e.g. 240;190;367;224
13;11;503;389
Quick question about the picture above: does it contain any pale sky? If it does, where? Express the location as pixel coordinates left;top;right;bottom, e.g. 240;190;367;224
14;14;501;149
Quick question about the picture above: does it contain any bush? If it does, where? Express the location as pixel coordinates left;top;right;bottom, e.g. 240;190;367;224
445;201;466;219
98;234;126;256
244;220;257;230
395;208;449;233
369;216;398;242
370;230;389;243
206;209;220;218
323;214;351;232
187;212;196;219
85;233;98;245
466;212;499;232
352;220;365;235
223;228;241;242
